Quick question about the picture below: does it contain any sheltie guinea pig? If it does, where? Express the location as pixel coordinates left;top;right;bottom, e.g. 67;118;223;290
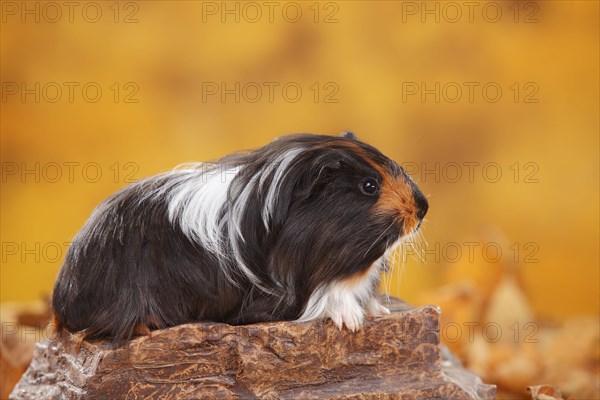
51;132;428;343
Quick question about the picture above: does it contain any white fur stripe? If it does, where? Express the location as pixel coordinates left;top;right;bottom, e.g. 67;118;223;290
165;146;308;293
164;162;273;292
165;164;241;284
226;174;268;289
260;148;304;231
167;164;238;255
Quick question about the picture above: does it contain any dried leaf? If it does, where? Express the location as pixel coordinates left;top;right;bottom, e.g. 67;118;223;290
527;384;564;400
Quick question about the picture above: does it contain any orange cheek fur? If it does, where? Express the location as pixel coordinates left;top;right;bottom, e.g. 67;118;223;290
373;169;419;235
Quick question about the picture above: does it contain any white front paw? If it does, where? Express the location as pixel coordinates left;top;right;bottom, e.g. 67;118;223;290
366;297;391;316
327;299;365;332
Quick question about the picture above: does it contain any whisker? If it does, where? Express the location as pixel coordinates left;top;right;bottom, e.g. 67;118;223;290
363;220;396;257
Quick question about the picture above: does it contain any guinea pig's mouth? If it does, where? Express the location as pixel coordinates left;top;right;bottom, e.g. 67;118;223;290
400;215;423;238
380;217;425;265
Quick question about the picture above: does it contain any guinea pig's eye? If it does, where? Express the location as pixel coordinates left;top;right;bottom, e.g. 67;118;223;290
360;178;380;195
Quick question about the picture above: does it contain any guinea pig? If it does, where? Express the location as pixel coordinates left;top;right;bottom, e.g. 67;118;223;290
51;132;428;344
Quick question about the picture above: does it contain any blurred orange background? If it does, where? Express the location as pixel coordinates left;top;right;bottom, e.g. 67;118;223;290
1;0;598;326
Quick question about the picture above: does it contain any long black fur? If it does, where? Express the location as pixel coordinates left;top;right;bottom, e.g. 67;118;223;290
52;133;427;343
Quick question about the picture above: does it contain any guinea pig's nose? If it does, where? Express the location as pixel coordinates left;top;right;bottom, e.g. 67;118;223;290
413;190;429;220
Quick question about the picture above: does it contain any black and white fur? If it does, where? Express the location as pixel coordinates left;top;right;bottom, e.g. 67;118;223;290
52;132;428;343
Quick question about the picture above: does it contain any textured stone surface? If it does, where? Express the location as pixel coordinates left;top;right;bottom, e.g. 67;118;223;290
10;297;495;399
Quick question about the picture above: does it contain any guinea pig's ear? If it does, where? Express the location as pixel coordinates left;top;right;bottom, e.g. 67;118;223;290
339;131;358;140
293;154;342;199
268;153;341;230
311;157;342;180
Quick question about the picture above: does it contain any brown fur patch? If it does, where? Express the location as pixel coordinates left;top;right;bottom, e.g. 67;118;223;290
376;171;419;233
337;259;384;298
340;263;373;288
49;312;61;334
318;139;374;161
72;332;87;351
133;323;152;337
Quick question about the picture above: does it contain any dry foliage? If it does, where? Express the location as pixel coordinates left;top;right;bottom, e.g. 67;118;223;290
420;254;600;399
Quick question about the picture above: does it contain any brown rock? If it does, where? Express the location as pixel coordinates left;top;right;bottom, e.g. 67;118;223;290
10;297;495;399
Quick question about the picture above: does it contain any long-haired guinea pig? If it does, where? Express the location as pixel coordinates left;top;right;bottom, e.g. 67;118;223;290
52;132;428;343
